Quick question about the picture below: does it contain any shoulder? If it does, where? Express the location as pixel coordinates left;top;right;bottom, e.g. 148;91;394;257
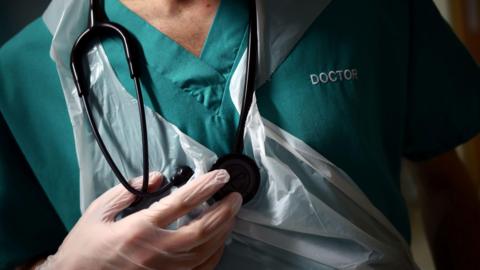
0;17;53;59
0;16;70;149
0;17;63;116
0;17;55;87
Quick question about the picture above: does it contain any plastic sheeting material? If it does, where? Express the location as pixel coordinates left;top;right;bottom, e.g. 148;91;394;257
43;0;418;269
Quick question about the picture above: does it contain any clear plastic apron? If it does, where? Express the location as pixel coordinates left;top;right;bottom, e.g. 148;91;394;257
43;0;419;269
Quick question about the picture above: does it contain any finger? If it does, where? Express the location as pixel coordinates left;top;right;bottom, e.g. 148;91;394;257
187;217;234;268
193;245;225;270
89;172;164;222
161;192;242;252
140;170;230;228
140;217;234;269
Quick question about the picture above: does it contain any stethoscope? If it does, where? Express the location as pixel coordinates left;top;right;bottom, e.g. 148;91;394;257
70;0;260;204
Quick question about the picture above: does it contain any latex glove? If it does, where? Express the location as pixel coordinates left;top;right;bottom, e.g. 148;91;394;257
38;170;242;270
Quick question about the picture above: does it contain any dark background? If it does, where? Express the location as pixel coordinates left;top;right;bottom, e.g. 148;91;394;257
0;0;50;45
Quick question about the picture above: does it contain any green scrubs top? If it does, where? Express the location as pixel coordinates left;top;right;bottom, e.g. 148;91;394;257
1;0;479;268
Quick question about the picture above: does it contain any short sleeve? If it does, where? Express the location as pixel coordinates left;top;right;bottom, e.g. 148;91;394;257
0;114;67;269
403;0;480;160
0;47;67;268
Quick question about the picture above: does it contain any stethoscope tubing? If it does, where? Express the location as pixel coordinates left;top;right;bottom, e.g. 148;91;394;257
72;0;259;200
81;79;175;197
234;0;257;154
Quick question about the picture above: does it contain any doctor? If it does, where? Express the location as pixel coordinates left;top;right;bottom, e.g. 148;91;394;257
1;0;480;269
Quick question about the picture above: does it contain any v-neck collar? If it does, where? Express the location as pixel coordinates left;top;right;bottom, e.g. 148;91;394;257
200;0;249;78
101;0;250;155
105;0;248;81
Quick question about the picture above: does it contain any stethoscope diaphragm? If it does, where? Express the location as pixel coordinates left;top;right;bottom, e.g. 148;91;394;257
210;154;260;204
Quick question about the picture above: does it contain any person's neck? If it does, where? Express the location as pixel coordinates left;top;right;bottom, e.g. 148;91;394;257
119;0;221;57
121;0;216;17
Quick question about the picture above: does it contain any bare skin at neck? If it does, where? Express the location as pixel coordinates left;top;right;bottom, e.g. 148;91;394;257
120;0;221;57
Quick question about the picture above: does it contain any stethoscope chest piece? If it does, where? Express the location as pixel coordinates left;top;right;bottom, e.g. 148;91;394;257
210;154;260;204
73;0;262;204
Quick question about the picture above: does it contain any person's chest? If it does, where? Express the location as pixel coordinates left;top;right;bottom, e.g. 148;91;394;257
253;0;412;239
99;0;412;237
7;0;412;238
258;0;411;178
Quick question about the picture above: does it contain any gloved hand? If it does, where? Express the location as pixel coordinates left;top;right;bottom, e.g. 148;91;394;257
38;169;242;270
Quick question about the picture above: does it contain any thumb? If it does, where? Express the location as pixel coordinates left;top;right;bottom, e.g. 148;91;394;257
87;172;164;222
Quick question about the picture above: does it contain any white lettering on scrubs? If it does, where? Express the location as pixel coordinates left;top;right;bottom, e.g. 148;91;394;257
310;68;359;85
